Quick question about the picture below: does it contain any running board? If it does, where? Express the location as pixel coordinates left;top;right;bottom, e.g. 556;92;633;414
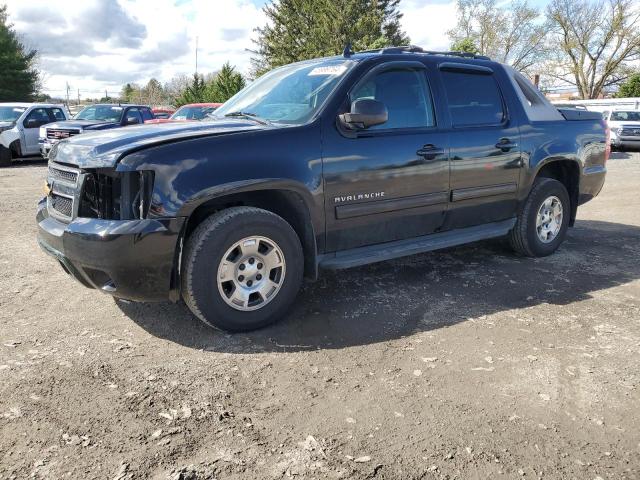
318;218;516;270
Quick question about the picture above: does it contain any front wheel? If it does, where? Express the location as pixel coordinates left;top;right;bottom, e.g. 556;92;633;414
182;207;304;332
509;177;570;257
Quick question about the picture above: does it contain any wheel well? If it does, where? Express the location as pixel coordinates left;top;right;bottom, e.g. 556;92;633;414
183;189;317;279
535;160;580;225
9;140;21;158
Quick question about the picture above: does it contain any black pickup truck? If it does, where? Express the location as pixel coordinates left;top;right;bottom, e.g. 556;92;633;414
37;47;608;331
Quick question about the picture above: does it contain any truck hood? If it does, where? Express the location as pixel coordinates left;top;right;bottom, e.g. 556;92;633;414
50;119;270;168
45;120;120;131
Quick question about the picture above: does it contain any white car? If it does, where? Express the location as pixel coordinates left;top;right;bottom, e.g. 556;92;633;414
0;103;69;167
603;109;640;151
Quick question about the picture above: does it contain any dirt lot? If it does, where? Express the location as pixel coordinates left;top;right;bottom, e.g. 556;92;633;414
0;152;639;480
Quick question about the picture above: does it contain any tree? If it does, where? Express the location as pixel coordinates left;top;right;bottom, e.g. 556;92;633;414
141;78;166;106
451;38;480;54
175;73;207;106
205;63;245;103
0;5;39;101
616;72;640;97
251;0;409;77
545;0;640;99
447;0;548;72
120;83;138;103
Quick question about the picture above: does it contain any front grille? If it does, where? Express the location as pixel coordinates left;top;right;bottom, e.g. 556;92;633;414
47;128;80;140
620;128;640;137
49;165;78;184
50;193;73;218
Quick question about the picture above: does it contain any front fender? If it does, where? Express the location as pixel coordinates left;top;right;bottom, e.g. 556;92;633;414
116;123;325;237
0;129;20;149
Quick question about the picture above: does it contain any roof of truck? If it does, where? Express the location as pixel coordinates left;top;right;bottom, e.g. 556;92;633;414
0;102;65;108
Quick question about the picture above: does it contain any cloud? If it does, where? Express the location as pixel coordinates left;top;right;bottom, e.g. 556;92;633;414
130;32;191;64
400;0;458;51
15;6;66;26
3;0;464;98
75;1;148;48
221;28;247;41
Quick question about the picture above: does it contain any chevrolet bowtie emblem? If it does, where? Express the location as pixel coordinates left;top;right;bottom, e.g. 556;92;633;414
43;181;53;197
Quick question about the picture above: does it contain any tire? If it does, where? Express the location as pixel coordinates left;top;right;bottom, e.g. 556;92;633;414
182;206;304;332
0;146;11;167
509;177;570;257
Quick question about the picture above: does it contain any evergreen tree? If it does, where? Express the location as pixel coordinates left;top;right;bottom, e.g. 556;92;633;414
120;83;136;103
0;5;39;101
616;72;640;98
175;73;207;106
251;0;409;77
205;63;245;103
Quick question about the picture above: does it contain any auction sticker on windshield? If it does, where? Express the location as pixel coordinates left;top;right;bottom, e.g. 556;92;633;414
308;65;348;76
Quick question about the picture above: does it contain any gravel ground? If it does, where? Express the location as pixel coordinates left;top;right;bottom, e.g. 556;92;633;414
0;152;639;480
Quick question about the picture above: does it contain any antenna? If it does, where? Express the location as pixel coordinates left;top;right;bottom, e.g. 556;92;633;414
195;36;199;74
343;42;353;58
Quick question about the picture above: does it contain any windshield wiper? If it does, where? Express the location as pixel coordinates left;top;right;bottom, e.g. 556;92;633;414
223;111;271;125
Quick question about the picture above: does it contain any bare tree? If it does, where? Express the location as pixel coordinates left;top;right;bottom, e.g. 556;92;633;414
448;0;549;73
545;0;640;98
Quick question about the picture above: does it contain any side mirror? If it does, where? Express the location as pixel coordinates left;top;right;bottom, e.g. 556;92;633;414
25;118;39;129
125;116;140;125
339;99;388;130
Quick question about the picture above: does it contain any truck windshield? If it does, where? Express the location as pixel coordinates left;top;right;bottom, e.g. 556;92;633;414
610;111;640;121
213;58;355;125
75;105;124;122
0;106;26;122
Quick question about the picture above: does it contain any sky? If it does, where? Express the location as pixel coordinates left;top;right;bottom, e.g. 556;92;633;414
4;0;549;98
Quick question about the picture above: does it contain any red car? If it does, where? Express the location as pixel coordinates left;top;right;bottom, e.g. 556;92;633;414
145;103;222;124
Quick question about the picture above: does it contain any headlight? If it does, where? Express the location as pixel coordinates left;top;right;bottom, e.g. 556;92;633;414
39;126;46;138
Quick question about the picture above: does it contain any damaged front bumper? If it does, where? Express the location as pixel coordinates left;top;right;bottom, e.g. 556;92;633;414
36;199;185;302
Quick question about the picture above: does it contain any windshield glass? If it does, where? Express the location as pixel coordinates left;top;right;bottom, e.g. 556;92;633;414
172;106;218;121
0;106;26;122
214;58;355;125
75;105;124;122
610;111;640;121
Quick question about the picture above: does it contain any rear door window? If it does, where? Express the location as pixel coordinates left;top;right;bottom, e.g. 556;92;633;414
141;108;154;121
440;70;505;127
50;108;66;121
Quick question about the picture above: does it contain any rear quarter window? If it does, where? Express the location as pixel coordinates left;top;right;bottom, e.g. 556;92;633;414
441;70;505;127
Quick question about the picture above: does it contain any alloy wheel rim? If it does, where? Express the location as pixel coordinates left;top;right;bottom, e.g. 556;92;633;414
536;195;563;243
216;236;286;311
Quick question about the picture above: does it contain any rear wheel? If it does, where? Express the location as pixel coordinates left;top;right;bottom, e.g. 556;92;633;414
509;177;570;257
182;207;304;332
0;146;12;167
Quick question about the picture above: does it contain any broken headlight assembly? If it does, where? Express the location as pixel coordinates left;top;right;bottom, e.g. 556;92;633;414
79;170;155;220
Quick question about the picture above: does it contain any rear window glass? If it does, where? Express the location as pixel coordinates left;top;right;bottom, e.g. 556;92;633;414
441;71;505;127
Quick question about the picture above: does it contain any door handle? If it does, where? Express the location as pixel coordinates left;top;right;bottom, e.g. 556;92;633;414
416;144;445;160
495;138;518;151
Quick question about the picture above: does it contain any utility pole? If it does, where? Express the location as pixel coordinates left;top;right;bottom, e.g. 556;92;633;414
77;89;80;106
105;89;108;101
65;82;70;107
195;36;199;74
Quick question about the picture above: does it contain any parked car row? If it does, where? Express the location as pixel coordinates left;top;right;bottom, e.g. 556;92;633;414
0;102;224;166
